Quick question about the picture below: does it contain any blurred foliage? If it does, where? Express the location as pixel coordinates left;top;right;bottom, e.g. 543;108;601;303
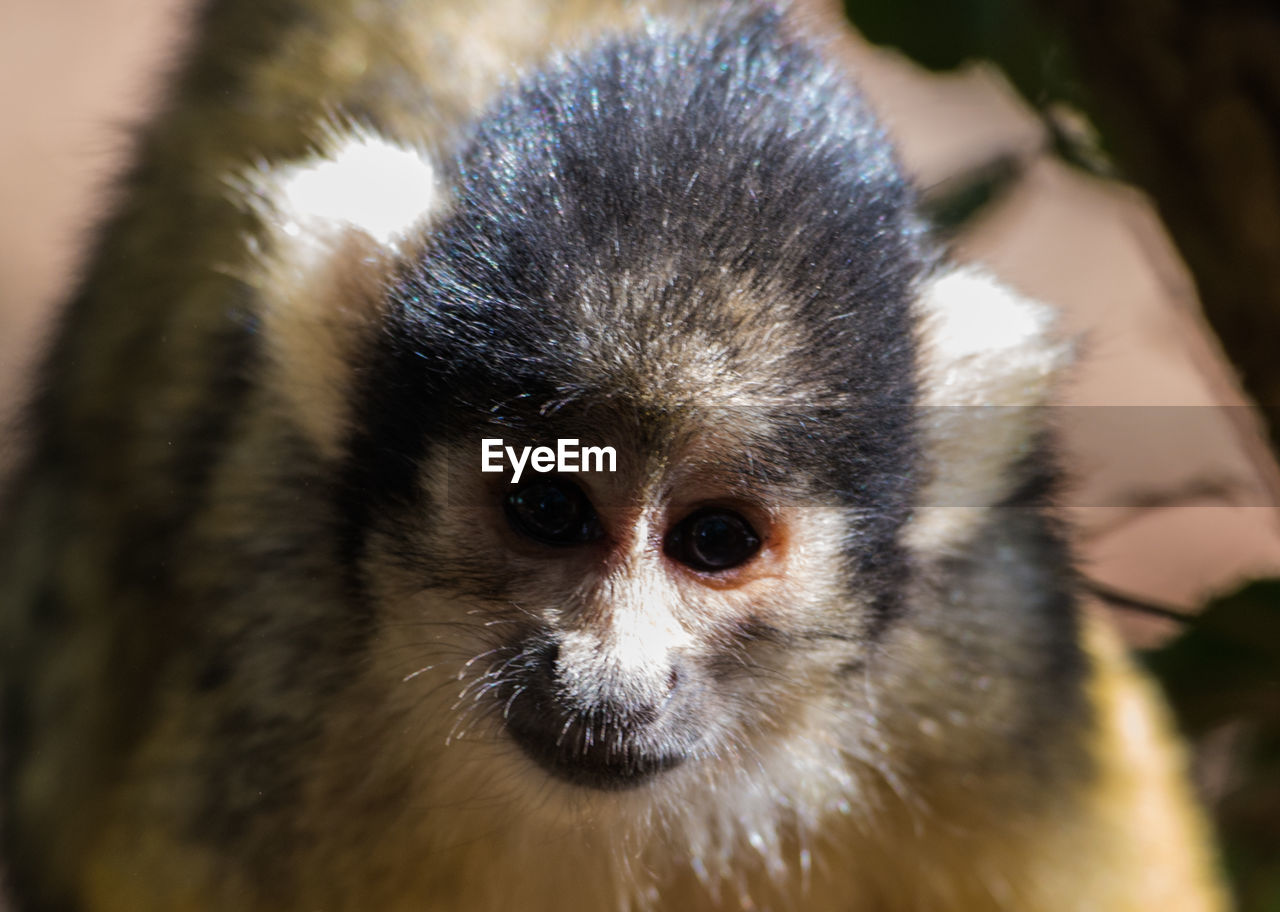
844;0;1109;172
845;0;1280;449
1146;581;1280;735
844;0;1078;104
847;0;1118;234
917;153;1025;237
841;2;1280;907
1145;581;1280;912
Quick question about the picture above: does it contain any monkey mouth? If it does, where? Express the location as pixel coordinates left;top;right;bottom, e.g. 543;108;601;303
499;680;687;789
505;711;688;790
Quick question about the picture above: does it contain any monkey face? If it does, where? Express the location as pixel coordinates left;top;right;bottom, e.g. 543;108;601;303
226;9;1068;889
488;474;775;790
302;8;927;808
388;426;874;795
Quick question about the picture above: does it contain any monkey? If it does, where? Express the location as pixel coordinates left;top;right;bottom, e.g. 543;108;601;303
0;0;1228;909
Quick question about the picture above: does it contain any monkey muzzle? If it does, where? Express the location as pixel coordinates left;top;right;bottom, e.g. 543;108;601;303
499;640;698;790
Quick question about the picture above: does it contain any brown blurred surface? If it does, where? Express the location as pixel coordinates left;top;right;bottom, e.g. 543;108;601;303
0;0;190;442
2;2;1279;635
1038;0;1280;445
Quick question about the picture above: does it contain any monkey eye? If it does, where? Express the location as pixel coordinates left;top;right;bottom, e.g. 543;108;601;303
504;478;603;546
665;508;761;573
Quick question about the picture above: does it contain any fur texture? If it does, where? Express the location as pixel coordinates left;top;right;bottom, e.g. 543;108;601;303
0;1;1224;910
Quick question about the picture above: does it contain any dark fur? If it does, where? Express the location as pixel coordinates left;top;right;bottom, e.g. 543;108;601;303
345;6;927;611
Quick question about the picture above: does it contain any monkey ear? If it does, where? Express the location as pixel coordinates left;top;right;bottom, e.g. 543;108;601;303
255;132;445;262
240;132;447;460
908;266;1073;550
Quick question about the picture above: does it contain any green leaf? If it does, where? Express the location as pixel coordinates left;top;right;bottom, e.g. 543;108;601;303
1143;580;1280;735
1143;580;1280;911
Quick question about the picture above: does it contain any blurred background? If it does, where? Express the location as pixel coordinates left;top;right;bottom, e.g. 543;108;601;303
834;1;1280;905
1;0;1278;907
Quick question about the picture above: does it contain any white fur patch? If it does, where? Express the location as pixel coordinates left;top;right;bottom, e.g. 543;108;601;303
235;131;445;462
908;266;1072;552
250;131;445;265
915;266;1066;407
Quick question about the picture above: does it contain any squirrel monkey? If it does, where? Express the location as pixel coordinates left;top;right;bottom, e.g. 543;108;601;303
0;0;1226;910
